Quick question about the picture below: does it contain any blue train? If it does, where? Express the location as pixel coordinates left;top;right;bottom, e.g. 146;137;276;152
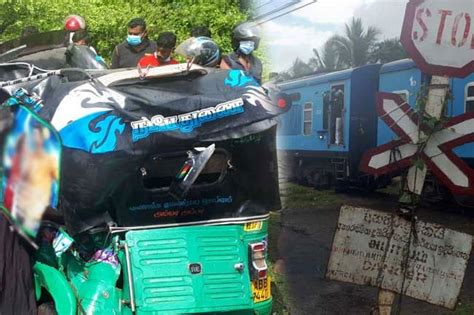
276;59;474;193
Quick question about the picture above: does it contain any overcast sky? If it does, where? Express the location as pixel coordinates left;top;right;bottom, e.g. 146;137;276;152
258;0;409;72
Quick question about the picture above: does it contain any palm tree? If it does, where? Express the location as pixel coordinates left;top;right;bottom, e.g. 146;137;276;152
369;38;408;64
308;41;342;72
324;18;380;69
276;57;314;80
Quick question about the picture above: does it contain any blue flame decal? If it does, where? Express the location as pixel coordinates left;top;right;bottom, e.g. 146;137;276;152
224;70;258;88
60;111;125;153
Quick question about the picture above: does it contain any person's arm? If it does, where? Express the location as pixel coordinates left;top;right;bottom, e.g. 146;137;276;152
111;46;120;69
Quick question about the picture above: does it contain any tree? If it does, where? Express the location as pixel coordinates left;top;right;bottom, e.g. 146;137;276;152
0;0;247;64
308;41;342;72
278;57;314;80
327;17;379;68
369;38;408;64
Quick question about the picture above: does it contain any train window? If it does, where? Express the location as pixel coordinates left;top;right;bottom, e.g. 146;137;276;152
330;84;345;145
303;102;312;135
393;90;409;102
466;83;474;113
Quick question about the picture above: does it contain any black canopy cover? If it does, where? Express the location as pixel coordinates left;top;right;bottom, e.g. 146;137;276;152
1;64;289;235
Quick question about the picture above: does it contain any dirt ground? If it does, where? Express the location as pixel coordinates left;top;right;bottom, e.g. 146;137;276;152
271;184;474;315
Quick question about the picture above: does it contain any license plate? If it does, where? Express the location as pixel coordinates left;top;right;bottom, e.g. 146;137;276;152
244;221;263;232
251;276;271;303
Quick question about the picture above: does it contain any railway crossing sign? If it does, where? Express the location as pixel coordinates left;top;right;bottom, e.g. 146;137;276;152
360;92;474;195
400;0;474;78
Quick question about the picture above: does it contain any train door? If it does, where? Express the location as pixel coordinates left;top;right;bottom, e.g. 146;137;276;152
325;83;345;146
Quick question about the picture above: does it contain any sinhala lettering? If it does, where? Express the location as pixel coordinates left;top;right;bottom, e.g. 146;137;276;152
129;195;233;211
130;98;245;142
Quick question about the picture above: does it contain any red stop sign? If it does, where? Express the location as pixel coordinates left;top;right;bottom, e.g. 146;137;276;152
401;0;474;78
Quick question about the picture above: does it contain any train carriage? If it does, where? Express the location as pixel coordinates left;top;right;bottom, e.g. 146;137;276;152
277;64;382;189
378;59;474;167
277;58;474;195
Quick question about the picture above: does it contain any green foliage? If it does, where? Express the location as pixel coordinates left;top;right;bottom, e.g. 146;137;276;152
279;19;410;79
369;38;408;64
413;158;425;171
415;85;429;113
398;191;419;205
322;17;379;69
278;57;314;80
308;42;342;73
280;183;341;209
416;84;453;133
0;0;247;64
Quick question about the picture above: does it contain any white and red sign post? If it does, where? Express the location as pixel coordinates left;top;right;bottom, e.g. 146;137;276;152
362;0;474;198
359;1;474;313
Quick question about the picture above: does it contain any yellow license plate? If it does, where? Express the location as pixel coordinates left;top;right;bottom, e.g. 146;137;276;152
244;221;263;232
251;276;271;303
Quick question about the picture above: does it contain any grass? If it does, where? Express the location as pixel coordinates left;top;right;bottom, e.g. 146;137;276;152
270;183;341;313
280;183;341;209
452;303;474;315
377;177;402;196
268;211;290;314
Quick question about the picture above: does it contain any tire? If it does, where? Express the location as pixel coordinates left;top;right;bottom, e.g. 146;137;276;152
38;302;57;315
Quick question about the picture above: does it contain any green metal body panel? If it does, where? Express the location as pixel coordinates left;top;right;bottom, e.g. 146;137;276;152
65;252;122;314
34;262;77;315
254;297;273;315
124;222;270;314
35;222;271;315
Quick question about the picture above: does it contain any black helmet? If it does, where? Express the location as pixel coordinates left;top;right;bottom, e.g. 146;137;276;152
175;36;220;67
232;22;260;51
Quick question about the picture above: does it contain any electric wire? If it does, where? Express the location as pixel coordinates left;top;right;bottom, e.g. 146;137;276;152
255;0;318;25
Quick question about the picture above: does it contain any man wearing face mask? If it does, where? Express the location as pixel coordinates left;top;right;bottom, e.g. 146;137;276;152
220;22;262;84
138;31;179;68
111;17;157;69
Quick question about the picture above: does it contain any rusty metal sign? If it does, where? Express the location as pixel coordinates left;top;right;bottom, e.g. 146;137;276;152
400;0;474;78
326;205;473;309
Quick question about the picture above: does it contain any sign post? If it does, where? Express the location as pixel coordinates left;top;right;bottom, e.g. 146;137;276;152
359;0;474;312
400;0;474;78
326;206;472;310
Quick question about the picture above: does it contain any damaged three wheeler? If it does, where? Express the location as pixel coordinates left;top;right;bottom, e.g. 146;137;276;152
0;32;290;315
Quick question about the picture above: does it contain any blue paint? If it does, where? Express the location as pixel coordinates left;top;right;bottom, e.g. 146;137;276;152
379;59;474;161
224;70;258;88
277;64;381;154
4;88;43;112
60;111;125;153
378;59;424;146
131;100;245;142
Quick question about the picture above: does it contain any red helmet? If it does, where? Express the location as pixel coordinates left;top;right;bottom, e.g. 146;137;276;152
64;15;86;31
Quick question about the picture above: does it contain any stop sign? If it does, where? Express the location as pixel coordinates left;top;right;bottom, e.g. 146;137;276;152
401;0;474;78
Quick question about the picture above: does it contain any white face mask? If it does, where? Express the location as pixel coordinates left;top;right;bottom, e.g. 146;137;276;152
155;52;171;63
238;40;255;55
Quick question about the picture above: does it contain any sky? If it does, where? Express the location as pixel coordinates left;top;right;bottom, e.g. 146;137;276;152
257;0;409;72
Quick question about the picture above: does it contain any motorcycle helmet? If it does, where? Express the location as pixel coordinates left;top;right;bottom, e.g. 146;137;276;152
175;36;220;67
231;22;260;51
64;15;86;31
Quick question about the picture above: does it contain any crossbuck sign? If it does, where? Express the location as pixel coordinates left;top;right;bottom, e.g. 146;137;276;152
360;93;474;195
